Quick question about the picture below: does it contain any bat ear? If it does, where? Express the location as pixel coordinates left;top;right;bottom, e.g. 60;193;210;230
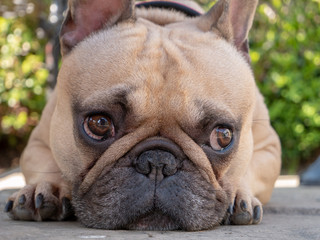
60;0;134;56
198;0;258;62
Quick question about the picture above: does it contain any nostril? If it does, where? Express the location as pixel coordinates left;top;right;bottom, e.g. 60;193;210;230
135;152;152;175
135;150;179;177
163;163;177;176
159;151;178;176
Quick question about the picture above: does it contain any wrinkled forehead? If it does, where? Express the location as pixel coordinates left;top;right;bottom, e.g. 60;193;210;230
58;19;255;117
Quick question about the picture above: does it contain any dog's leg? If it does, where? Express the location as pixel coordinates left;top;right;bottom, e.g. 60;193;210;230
4;89;74;221
5;0;135;222
224;88;281;225
247;88;282;203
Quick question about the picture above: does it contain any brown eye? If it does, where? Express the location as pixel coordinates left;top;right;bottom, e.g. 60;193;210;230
84;114;115;141
210;126;233;151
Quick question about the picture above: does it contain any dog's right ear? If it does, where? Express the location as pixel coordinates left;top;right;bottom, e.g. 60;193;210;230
60;0;134;56
198;0;258;63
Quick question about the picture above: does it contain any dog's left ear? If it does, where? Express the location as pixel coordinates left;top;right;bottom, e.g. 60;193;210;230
60;0;134;56
199;0;258;62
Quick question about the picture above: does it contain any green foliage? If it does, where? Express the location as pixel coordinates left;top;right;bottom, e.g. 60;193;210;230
0;14;48;151
195;0;216;10
250;0;320;173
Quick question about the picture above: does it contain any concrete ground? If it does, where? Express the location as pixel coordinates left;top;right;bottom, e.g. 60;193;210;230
0;174;319;240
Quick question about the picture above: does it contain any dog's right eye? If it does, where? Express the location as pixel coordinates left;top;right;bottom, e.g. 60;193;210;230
84;114;115;141
210;126;233;151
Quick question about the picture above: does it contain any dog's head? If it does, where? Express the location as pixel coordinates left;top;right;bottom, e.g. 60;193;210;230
50;0;258;230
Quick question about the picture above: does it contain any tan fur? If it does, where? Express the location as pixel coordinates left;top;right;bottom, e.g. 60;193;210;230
8;0;281;228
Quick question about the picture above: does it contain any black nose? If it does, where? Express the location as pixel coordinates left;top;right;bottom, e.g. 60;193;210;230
135;150;179;181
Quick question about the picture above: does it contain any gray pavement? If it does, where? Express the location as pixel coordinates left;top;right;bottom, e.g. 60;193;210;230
0;187;320;240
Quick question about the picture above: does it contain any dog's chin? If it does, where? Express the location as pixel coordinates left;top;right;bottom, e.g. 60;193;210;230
125;210;180;230
72;150;229;231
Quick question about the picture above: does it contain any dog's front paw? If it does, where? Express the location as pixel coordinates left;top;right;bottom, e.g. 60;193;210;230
4;182;74;221
223;190;263;225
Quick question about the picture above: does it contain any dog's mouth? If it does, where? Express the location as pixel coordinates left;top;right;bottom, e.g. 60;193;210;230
125;209;180;230
72;137;229;230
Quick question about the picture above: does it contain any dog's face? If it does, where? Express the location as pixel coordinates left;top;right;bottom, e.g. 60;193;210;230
50;0;258;230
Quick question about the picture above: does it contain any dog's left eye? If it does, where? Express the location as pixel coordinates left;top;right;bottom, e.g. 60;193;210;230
210;126;233;151
84;114;115;141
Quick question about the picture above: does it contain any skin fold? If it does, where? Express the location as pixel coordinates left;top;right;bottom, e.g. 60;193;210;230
5;0;281;230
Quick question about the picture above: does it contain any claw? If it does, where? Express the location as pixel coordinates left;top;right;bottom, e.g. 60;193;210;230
240;200;247;211
253;205;261;224
62;198;71;215
35;194;44;209
18;195;26;205
222;204;233;225
4;200;14;212
227;204;234;215
61;197;75;220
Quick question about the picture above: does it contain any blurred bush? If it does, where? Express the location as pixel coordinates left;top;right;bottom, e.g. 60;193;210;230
1;0;320;173
0;0;49;168
251;0;320;173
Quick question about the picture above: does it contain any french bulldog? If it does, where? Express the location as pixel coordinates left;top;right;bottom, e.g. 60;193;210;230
4;0;281;231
